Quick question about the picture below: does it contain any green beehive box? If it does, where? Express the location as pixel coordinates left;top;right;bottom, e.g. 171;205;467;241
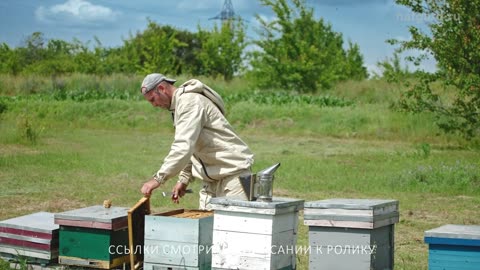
54;205;130;269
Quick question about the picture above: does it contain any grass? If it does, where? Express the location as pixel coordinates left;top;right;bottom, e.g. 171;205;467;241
0;75;479;270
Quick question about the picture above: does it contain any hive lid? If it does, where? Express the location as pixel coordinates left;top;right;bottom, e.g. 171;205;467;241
304;199;398;210
54;205;129;230
210;197;304;215
0;212;58;234
128;197;151;270
303;199;399;229
425;224;480;241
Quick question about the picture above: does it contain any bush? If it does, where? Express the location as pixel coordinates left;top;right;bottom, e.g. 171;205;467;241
0;100;7;115
17;114;43;144
392;0;480;139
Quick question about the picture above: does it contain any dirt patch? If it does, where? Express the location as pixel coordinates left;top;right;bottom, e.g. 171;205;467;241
41;198;86;213
0;145;42;156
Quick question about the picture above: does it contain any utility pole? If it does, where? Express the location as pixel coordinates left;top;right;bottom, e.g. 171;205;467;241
209;0;237;21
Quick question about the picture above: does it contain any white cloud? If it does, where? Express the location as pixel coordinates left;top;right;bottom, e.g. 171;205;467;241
35;0;119;25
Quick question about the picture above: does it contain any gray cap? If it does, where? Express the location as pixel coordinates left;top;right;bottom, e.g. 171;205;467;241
141;73;176;95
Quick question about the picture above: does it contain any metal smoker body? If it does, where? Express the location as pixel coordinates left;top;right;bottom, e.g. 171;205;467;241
239;163;281;202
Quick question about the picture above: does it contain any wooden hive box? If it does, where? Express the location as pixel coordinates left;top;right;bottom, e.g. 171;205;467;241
143;209;214;270
209;197;304;270
0;212;59;265
424;224;480;270
304;199;399;270
54;205;130;269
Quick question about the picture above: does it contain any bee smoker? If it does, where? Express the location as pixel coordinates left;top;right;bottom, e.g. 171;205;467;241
239;163;281;202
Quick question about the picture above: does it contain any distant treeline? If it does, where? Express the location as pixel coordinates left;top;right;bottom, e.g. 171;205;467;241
0;0;368;93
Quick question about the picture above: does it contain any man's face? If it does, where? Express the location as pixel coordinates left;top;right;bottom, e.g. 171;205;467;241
144;87;170;109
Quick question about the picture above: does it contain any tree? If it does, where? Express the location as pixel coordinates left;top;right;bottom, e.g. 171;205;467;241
391;0;480;139
23;32;47;64
119;20;185;75
71;38;111;74
197;20;247;81
137;21;185;75
249;0;367;93
344;42;368;81
19;33;77;75
165;26;203;76
375;52;412;82
0;43;21;74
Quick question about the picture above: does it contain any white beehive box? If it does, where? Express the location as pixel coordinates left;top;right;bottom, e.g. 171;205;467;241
143;209;214;270
209;197;304;270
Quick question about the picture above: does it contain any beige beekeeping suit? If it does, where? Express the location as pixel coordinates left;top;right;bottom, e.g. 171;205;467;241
154;79;254;209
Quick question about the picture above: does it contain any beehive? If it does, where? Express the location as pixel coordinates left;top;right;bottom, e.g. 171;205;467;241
209;197;304;270
425;224;480;270
143;209;214;270
0;212;59;264
54;205;130;269
304;199;399;270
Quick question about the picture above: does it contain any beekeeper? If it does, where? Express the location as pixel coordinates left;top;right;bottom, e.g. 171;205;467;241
139;73;254;210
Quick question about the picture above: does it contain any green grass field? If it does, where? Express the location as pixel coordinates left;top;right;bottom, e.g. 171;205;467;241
0;75;479;270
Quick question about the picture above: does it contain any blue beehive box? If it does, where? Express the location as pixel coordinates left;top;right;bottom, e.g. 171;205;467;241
424;224;480;270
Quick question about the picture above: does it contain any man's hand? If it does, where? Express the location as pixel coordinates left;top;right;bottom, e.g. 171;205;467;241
141;179;161;197
171;182;188;204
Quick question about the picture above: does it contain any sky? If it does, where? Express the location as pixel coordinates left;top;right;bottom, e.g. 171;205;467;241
0;0;437;76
